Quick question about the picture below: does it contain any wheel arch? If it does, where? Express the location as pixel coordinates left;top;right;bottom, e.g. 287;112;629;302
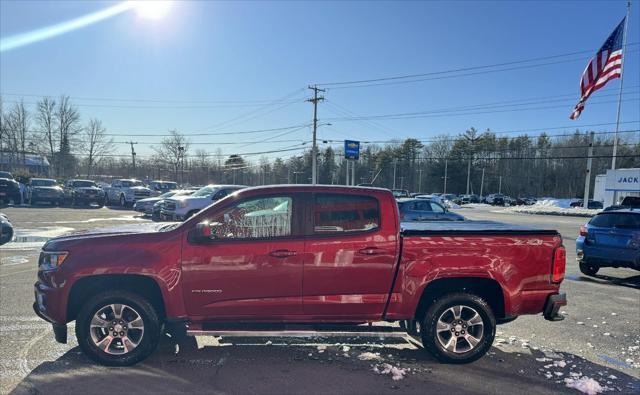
415;277;506;321
67;274;166;322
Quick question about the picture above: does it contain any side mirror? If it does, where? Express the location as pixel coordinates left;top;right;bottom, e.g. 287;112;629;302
189;221;222;243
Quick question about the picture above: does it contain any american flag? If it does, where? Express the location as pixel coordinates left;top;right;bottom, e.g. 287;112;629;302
570;17;626;119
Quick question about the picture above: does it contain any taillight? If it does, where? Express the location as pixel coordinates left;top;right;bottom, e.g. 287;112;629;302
552;246;566;283
579;226;588;237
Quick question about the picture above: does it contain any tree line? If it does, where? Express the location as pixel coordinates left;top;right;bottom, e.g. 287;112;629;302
1;96;638;198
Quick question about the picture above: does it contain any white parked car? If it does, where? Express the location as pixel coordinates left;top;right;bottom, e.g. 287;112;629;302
104;179;153;207
161;184;246;221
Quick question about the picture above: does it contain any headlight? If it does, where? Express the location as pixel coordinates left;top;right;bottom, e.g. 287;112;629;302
39;251;68;271
179;200;187;208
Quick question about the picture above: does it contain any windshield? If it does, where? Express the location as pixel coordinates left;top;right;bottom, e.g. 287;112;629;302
31;179;57;187
72;181;96;187
121;180;143;187
159;191;176;198
192;186;216;197
0;171;12;179
154;182;177;190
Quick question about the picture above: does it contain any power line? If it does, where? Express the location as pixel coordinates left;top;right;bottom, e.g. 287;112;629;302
317;43;640;88
0;99;305;110
325;97;640;122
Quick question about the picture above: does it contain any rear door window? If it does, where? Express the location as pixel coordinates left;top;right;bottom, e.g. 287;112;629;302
313;194;379;233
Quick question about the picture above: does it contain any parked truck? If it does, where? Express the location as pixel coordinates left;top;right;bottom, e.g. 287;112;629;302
103;179;152;207
33;185;566;366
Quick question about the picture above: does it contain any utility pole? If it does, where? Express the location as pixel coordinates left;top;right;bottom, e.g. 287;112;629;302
443;159;448;194
128;141;137;178
307;85;325;185
466;155;472;195
351;160;355;186
499;176;502;194
418;168;423;193
393;159;398;189
583;131;595;209
480;168;485;198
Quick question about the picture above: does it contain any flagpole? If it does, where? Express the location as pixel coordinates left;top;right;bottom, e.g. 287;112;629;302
611;1;631;171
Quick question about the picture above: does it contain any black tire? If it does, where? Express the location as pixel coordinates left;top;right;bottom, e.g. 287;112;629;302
421;292;495;364
184;210;199;220
579;261;599;276
75;291;161;366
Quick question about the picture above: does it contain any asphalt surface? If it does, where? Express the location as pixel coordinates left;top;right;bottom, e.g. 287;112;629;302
0;204;638;394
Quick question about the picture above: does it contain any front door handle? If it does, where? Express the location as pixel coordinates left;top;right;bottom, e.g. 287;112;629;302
269;249;297;258
357;247;383;255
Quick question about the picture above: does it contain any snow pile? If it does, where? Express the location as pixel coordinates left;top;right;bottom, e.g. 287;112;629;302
442;200;461;209
501;198;601;217
358;352;383;361
564;376;604;395
464;203;491;208
373;363;407;381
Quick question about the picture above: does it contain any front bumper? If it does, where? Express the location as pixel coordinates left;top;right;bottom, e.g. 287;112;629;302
543;293;567;321
32;302;67;343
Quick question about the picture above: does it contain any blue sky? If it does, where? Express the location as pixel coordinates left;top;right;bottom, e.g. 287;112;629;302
1;0;638;162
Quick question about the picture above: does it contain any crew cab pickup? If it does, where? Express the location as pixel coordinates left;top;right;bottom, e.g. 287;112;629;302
104;179;152;207
33;186;567;366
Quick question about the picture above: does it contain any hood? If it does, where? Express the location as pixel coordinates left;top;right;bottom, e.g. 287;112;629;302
44;222;175;247
75;186;101;191
32;186;62;191
136;197;161;204
169;195;211;205
129;186;151;191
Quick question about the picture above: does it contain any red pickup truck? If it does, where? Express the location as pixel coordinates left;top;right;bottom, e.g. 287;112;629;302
33;185;567;366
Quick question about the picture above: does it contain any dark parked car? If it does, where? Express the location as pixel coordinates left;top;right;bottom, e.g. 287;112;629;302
397;198;465;221
63;179;104;206
569;200;603;209
604;196;640;211
460;194;480;204
0;213;13;245
0;171;21;205
28;178;64;205
576;209;640;276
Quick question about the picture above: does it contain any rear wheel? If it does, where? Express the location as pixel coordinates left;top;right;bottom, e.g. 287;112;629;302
579;261;599;276
421;292;495;364
75;291;161;366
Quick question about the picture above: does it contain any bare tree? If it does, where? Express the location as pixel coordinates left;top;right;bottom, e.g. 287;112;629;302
82;118;114;177
36;97;57;164
55;95;80;176
153;130;190;182
5;101;30;171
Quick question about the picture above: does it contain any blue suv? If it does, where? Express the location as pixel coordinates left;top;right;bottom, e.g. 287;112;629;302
576;209;640;276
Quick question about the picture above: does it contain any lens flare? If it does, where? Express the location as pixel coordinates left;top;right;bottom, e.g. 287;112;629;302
0;1;173;52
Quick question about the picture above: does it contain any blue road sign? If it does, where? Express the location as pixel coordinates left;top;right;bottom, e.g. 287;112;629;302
344;140;360;160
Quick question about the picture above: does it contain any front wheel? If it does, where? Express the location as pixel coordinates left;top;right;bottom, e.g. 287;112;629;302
579;261;599;276
421;292;495;364
75;291;161;366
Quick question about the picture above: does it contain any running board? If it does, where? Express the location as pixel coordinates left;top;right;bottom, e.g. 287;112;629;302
186;323;408;338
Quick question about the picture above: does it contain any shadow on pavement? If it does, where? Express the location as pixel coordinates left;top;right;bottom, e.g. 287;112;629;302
566;273;640;290
10;335;640;394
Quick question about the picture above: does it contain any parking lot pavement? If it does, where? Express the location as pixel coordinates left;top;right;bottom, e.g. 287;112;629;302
1;205;639;394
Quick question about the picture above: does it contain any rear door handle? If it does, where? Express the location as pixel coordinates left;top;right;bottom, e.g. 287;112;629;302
358;247;383;255
269;249;297;258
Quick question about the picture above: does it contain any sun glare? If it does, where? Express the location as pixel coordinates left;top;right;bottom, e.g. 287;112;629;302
132;0;173;20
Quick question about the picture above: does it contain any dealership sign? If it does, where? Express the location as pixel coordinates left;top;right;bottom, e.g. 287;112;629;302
605;168;640;192
344;140;360;160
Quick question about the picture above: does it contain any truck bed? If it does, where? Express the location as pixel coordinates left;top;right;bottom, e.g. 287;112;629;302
400;220;559;236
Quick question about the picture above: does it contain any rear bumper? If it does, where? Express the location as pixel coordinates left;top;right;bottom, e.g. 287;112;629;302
543;293;566;321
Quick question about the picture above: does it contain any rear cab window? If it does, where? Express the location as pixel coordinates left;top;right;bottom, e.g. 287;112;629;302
313;193;380;233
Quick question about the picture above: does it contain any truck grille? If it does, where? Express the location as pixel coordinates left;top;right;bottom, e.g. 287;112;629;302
134;190;150;198
165;201;176;211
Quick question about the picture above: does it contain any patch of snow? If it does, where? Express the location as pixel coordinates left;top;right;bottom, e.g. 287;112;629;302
265;340;272;345
373;363;407;381
501;199;600;217
358;352;383;361
564;376;604;395
554;360;567;368
342;346;350;352
577;322;585;325
607;375;617;380
554;372;564;376
610;313;617;316
317;345;326;353
603;333;610;337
